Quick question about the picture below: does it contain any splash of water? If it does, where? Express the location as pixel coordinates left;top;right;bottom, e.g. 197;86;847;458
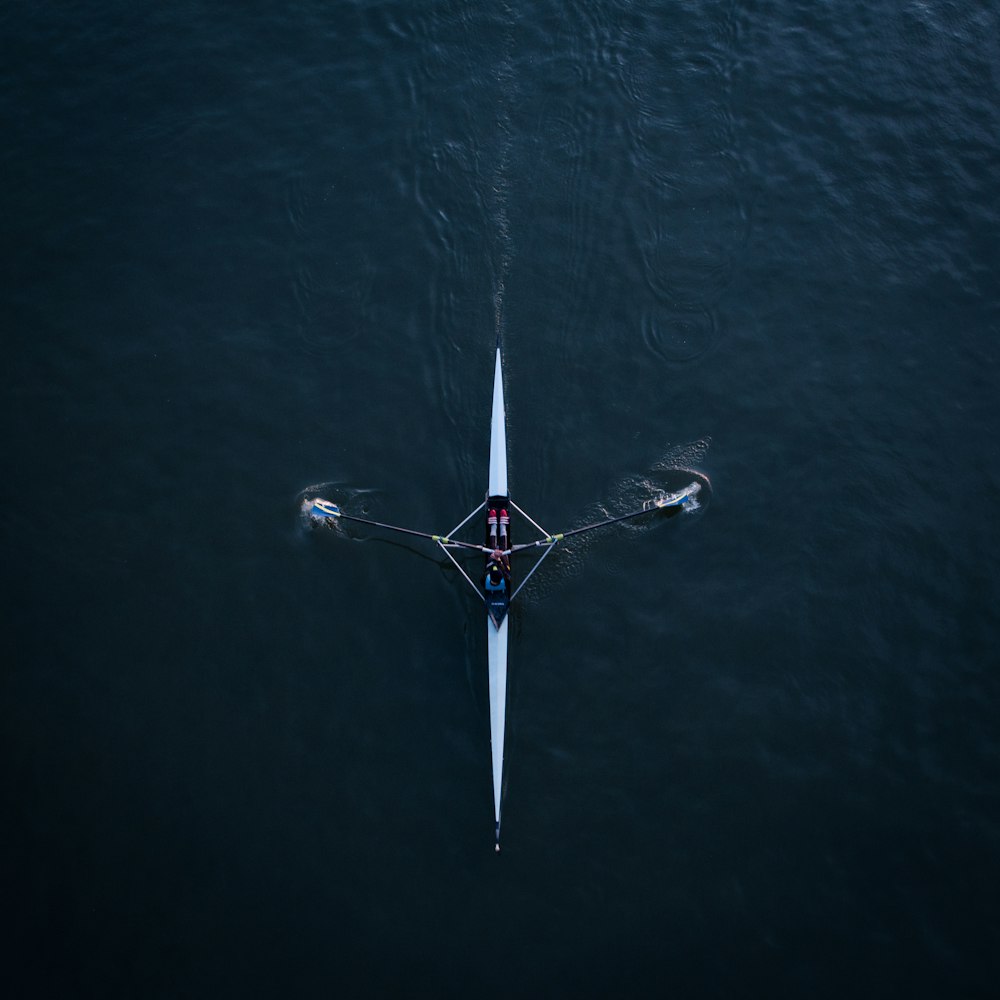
296;482;381;535
514;441;712;604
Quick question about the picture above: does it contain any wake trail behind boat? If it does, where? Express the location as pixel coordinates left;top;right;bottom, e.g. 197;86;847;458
491;3;517;340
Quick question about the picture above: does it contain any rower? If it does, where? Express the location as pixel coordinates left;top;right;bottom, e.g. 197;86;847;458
484;549;510;592
488;508;509;548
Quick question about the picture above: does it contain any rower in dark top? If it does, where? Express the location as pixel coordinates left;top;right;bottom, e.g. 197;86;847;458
484;548;511;593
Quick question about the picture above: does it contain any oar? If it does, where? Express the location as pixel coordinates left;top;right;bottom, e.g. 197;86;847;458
306;499;492;553
505;482;700;553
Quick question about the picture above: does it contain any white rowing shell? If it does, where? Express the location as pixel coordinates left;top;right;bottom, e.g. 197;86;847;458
487;344;507;850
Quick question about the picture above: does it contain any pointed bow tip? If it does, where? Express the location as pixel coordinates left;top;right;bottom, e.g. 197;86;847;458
495;842;501;854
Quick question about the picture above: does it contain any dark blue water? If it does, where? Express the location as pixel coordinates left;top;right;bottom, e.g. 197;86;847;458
5;1;999;996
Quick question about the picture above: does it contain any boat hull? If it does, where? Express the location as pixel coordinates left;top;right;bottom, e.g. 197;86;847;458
487;345;508;850
487;614;507;847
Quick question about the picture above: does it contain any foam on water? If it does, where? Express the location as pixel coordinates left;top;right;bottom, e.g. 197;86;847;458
513;449;712;605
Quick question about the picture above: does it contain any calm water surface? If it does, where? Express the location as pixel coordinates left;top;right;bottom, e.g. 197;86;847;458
5;1;999;996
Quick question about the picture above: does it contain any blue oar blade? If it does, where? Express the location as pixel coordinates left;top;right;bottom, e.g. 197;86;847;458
306;498;341;522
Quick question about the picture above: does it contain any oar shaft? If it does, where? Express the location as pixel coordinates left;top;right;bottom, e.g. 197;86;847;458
558;505;667;539
512;485;698;548
504;504;671;553
311;502;489;553
335;510;443;542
